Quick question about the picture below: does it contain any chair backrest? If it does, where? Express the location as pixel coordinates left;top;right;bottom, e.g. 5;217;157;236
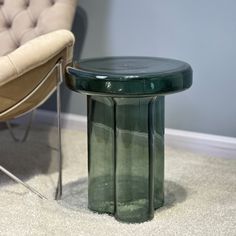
0;0;77;56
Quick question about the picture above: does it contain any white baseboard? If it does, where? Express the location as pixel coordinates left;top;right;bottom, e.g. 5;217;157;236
165;129;236;159
14;109;236;159
35;109;87;132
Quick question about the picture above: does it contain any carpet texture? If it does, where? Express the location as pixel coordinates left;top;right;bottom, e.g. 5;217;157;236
0;125;235;236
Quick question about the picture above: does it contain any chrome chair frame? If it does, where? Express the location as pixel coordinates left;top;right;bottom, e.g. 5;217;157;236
0;59;64;200
6;110;35;143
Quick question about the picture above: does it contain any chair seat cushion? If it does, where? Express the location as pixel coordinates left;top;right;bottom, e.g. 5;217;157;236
0;29;74;87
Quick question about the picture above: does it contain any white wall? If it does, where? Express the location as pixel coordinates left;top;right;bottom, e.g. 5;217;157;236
45;0;236;137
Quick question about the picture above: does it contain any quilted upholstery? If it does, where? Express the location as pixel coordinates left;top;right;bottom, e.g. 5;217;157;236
0;0;77;120
0;0;77;56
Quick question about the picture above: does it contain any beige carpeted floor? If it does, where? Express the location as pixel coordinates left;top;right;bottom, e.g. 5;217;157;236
0;125;235;236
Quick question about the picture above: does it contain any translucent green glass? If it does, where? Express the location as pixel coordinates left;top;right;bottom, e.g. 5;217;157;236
66;57;192;223
66;57;192;96
87;96;164;223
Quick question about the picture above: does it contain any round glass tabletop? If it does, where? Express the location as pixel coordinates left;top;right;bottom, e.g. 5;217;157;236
66;57;192;96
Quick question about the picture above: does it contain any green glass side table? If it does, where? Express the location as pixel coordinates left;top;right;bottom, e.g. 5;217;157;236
66;57;192;223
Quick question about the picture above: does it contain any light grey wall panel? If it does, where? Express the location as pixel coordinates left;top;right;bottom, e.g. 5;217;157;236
42;0;236;137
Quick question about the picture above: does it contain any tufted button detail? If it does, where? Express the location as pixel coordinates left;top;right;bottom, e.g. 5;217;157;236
15;41;20;48
6;22;12;28
33;20;37;27
0;1;4;6
25;1;30;8
51;0;55;5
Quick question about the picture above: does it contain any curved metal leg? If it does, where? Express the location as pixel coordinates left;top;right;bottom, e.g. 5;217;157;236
55;61;63;200
6;111;35;143
0;60;64;200
0;165;47;199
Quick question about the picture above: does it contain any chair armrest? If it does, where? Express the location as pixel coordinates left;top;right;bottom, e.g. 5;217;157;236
0;30;75;87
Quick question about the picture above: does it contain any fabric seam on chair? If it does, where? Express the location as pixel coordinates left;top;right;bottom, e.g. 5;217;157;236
26;8;39;36
26;6;34;23
0;6;10;24
1;7;21;48
6;55;18;77
19;8;39;42
38;5;52;28
8;29;19;47
20;28;37;43
7;4;24;23
7;47;66;77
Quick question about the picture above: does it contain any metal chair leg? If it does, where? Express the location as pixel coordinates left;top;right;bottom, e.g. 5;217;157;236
0;165;47;199
0;60;64;200
55;61;63;200
6;111;35;143
2;110;46;199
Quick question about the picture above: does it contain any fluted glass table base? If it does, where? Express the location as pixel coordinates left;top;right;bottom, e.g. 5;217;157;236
87;96;164;223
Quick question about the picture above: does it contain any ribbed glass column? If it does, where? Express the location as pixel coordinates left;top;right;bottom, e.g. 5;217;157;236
87;96;115;214
87;95;164;223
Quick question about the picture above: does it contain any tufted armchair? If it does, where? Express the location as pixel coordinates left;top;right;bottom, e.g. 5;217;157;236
0;0;77;199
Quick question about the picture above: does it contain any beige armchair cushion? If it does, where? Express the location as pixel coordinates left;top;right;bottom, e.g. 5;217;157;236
0;29;74;87
0;29;75;120
0;0;77;56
